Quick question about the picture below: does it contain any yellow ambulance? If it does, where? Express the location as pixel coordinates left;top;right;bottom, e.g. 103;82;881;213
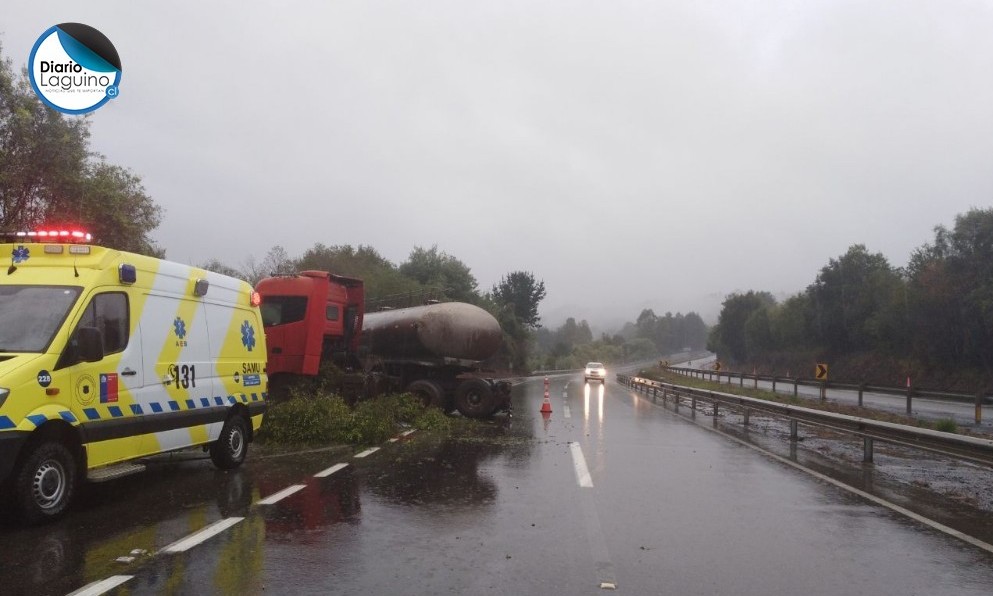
0;229;267;523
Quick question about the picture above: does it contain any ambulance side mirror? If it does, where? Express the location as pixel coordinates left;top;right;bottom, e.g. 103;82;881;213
76;327;105;363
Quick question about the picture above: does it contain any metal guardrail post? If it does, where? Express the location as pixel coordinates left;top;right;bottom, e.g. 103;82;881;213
743;408;750;426
820;381;826;401
793;379;798;397
691;395;697;417
977;392;983;425
906;383;913;415
863;437;874;463
772;377;777;393
858;383;865;407
754;375;758;389
790;419;798;441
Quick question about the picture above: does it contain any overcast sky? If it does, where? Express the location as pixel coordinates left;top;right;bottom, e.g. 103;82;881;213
5;1;993;330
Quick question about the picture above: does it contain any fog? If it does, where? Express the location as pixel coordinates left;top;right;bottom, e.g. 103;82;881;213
5;1;993;329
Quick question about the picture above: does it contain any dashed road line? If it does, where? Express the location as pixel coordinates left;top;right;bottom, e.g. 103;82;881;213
72;429;409;594
314;462;349;478
160;517;244;554
569;443;618;589
68;575;134;596
257;484;307;505
355;447;380;458
570;442;593;487
388;429;418;443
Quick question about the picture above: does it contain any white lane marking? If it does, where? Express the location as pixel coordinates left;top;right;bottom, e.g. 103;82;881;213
564;404;572;418
257;484;307;505
355;447;380;458
161;517;244;553
314;463;349;478
68;576;134;596
389;429;418;443
570;442;594;487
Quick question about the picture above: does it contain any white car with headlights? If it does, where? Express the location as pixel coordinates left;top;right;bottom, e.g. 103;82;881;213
584;362;607;384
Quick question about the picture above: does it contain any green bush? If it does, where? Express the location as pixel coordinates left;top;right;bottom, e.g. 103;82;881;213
412;407;454;431
258;391;436;446
933;418;958;433
257;393;353;445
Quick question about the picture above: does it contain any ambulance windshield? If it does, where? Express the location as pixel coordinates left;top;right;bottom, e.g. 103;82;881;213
0;286;82;352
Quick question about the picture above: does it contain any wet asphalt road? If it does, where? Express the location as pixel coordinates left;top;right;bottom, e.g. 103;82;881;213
3;374;993;595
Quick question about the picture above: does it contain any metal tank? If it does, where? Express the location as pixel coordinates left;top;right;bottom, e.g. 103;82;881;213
361;302;502;362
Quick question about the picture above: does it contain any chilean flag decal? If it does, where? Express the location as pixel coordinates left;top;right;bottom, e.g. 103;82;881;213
100;373;119;403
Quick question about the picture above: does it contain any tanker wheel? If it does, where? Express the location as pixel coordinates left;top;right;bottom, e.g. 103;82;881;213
406;380;445;408
455;379;495;418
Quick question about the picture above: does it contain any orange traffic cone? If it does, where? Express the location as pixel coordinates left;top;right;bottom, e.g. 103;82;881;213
540;389;553;413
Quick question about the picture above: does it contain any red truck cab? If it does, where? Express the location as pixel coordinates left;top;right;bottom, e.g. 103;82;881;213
257;271;364;375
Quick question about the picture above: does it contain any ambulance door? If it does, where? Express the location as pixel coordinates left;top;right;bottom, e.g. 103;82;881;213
60;291;146;468
137;293;216;454
203;300;264;441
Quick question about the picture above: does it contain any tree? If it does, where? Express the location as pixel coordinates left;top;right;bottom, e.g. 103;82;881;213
708;291;775;362
296;243;421;302
197;258;243;279
808;245;902;352
491;271;546;329
241;245;293;285
0;43;162;255
68;162;163;255
681;312;708;350
908;208;993;377
635;308;657;340
399;245;479;303
769;294;811;351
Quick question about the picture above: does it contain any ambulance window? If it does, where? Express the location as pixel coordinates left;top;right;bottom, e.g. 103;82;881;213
75;293;129;355
0;285;81;352
326;305;340;321
261;296;308;326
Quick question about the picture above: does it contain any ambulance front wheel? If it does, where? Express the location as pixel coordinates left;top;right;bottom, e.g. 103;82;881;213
13;441;78;525
211;414;248;470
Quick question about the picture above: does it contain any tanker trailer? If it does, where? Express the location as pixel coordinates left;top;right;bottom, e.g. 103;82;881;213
360;302;512;418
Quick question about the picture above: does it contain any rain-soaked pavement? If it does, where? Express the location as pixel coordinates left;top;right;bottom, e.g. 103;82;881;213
3;372;993;595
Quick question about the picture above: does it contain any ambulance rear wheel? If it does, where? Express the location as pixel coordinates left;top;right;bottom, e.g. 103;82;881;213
14;441;77;525
211;414;248;470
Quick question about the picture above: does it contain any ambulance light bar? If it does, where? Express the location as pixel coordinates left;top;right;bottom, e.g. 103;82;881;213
0;229;93;243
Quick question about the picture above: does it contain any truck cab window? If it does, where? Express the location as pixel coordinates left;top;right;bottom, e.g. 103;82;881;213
261;296;308;326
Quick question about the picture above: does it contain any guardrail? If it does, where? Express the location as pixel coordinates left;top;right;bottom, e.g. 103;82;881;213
617;373;993;467
664;366;991;424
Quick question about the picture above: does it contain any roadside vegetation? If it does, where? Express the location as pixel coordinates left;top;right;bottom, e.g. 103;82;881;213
706;208;993;392
640;366;964;435
531;311;709;371
258;390;459;447
257;363;482;447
